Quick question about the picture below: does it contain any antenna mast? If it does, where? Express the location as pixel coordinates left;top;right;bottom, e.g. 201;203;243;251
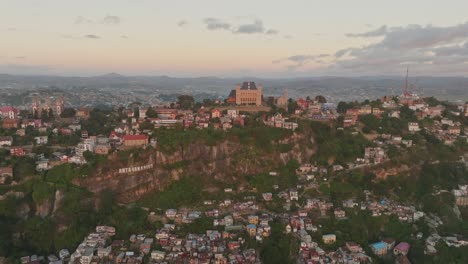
405;67;409;94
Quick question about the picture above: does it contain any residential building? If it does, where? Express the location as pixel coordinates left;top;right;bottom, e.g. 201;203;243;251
408;122;420;132
211;109;221;118
151;251;165;261
364;147;386;164
95;144;111;155
246;224;257;237
122;134;148;147
0;136;13;147
76;108;90;119
0;166;13;184
345;242;363;253
80;248;94;264
276;91;288;106
2;118;18;129
359;105;372;115
393;242;410;256
139;108;148;119
34;136;48;145
334;208;346;219
0;106;19;119
155;108;178;119
227;109;239;119
322;234;336;244
370;241;388;256
343;115;358;128
10;147;26;156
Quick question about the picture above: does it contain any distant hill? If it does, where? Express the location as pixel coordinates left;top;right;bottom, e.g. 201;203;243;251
0;73;466;102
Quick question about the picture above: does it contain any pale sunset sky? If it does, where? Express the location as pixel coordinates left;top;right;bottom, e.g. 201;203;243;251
1;0;468;77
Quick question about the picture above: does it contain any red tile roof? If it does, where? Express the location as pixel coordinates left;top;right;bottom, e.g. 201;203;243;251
123;134;148;141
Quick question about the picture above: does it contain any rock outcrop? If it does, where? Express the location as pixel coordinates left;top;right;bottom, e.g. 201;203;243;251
75;134;314;203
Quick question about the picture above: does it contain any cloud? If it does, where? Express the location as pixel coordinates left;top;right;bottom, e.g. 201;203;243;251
203;18;231;31
202;17;284;36
102;15;121;25
266;29;279;35
274;54;330;70
84;34;100;39
233;20;264;34
328;22;468;75
346;25;387;38
177;20;188;27
75;15;122;26
74;16;93;25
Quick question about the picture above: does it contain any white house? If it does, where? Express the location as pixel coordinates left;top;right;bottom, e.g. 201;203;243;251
34;136;49;145
0;136;13;147
408;122;420;132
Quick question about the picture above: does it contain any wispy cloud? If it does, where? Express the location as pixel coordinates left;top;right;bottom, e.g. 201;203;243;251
102;15;121;25
75;15;122;26
233;20;264;34
202;17;284;36
84;34;101;39
177;20;188;27
274;54;330;70
203;18;231;31
74;16;94;25
346;25;387;38
266;29;279;35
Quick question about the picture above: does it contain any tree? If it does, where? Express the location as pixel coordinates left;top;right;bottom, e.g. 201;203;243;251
139;120;154;130
359;114;380;133
145;107;158;118
337;101;356;114
400;105;417;121
177;95;195;110
99;189;115;216
23;217;55;253
202;99;214;107
315;95;327;103
60;108;76;118
287;100;299;114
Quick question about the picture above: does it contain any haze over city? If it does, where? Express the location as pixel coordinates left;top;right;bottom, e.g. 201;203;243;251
2;0;468;77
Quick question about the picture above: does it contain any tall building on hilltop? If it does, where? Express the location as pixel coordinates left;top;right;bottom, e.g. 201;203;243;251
32;96;65;117
227;81;263;106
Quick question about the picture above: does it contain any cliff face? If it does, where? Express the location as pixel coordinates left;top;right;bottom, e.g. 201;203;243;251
75;133;314;203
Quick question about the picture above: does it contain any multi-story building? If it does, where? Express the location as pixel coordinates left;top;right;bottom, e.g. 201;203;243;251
32;96;64;117
0;106;19;119
370;241;388;256
122;134;148;147
2;118;19;129
408;122;420;132
228;82;263;106
322;234;336;244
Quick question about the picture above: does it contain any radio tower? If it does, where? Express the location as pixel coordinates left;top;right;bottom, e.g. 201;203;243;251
404;67;409;95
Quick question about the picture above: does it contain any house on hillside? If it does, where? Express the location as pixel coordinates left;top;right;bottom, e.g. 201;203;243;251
122;134;148;147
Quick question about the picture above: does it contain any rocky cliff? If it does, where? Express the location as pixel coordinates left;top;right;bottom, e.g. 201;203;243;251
74;132;314;203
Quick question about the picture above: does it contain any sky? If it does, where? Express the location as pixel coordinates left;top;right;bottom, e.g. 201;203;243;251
1;0;468;77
